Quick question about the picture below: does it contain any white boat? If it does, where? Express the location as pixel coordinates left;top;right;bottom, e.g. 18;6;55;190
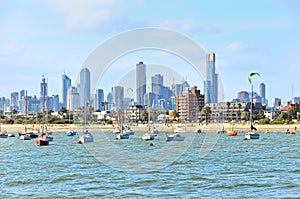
124;126;135;135
174;126;186;133
245;130;260;140
77;102;93;144
244;72;260;140
113;127;121;134
0;124;8;138
166;133;185;141
8;133;15;137
19;134;31;140
142;133;155;141
78;130;94;143
117;132;129;139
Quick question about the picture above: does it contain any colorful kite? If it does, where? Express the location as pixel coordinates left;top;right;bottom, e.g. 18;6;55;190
248;72;260;84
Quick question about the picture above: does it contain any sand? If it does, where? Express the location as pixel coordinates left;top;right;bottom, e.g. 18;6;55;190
1;123;298;133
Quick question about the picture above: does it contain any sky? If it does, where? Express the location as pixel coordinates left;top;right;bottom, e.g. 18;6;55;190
0;0;300;105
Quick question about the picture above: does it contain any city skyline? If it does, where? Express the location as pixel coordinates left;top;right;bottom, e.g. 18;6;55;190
1;1;300;103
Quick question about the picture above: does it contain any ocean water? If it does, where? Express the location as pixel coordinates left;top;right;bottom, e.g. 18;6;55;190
0;131;299;199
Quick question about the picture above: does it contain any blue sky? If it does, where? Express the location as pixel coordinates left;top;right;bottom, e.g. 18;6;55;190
0;0;300;104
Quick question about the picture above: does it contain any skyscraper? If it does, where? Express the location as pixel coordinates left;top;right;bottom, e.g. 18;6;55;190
151;74;163;97
96;89;104;111
259;83;267;105
78;68;91;107
62;73;71;108
112;86;124;110
67;86;80;111
136;61;146;105
203;52;218;103
40;75;48;111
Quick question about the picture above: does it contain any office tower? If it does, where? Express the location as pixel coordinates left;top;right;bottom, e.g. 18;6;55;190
259;83;266;105
272;98;281;108
62;73;72;108
151;74;163;97
176;86;205;121
237;91;250;102
40;75;48;111
96;89;104;111
78;68;91;107
112;86;124;110
106;92;113;110
136;61;146;105
67;86;80;111
10;92;19;111
203;52;218;103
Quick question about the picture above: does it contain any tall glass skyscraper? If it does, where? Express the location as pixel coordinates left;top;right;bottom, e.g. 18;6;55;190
136;62;146;105
96;89;104;111
78;68;91;107
203;52;218;103
151;74;163;97
112;86;124;110
259;83;267;105
62;73;71;109
40;75;48;111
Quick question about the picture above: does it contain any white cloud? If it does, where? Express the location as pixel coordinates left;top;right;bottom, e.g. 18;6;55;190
45;0;120;30
223;40;251;53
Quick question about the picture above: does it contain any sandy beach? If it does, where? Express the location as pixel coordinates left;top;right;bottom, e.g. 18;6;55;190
1;123;299;133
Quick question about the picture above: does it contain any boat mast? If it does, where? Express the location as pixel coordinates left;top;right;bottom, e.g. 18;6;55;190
25;90;28;133
250;84;253;128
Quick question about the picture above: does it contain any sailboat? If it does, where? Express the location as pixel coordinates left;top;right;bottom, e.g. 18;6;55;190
244;72;260;140
227;122;237;136
0;123;8;138
78;102;93;143
36;80;51;146
19;90;31;140
66;111;76;136
166;124;185;141
142;93;158;141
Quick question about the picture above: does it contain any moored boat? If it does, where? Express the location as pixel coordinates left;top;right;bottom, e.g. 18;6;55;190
166;133;185;141
78;130;94;143
36;133;50;146
227;130;237;136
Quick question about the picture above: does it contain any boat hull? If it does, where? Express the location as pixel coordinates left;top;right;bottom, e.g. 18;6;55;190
142;134;155;141
117;133;129;139
227;130;237;136
36;139;49;146
244;132;260;140
166;134;185;141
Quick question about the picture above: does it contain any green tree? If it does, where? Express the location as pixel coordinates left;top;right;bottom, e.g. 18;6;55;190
141;110;148;122
241;111;249;121
101;101;108;111
201;106;211;122
226;101;231;121
287;106;297;120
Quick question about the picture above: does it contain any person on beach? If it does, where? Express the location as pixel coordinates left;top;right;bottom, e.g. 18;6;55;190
286;129;290;134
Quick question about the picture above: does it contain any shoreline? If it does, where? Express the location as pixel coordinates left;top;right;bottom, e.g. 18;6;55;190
1;123;298;133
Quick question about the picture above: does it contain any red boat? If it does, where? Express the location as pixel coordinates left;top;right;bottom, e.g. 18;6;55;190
36;133;50;146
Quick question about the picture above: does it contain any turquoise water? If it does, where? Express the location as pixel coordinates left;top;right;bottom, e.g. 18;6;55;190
0;131;299;198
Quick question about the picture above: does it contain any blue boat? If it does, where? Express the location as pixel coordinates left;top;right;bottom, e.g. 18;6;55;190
66;130;76;136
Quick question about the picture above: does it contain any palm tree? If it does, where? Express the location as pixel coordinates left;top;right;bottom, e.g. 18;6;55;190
226;101;231;121
101;101;108;111
237;103;242;122
201;106;211;122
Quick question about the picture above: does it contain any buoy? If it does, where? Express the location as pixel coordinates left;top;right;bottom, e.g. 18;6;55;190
148;142;154;146
243;138;247;140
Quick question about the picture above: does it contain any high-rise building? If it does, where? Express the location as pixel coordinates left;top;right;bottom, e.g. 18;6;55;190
272;98;281;108
112;86;124;110
176;86;205;121
106;92;113;110
40;75;48;111
67;86;80;111
237;91;250;102
96;89;104;111
259;83;267;105
151;74;163;97
136;62;146;105
62;73;71;108
10;92;19;111
203;52;218;103
78;68;91;107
